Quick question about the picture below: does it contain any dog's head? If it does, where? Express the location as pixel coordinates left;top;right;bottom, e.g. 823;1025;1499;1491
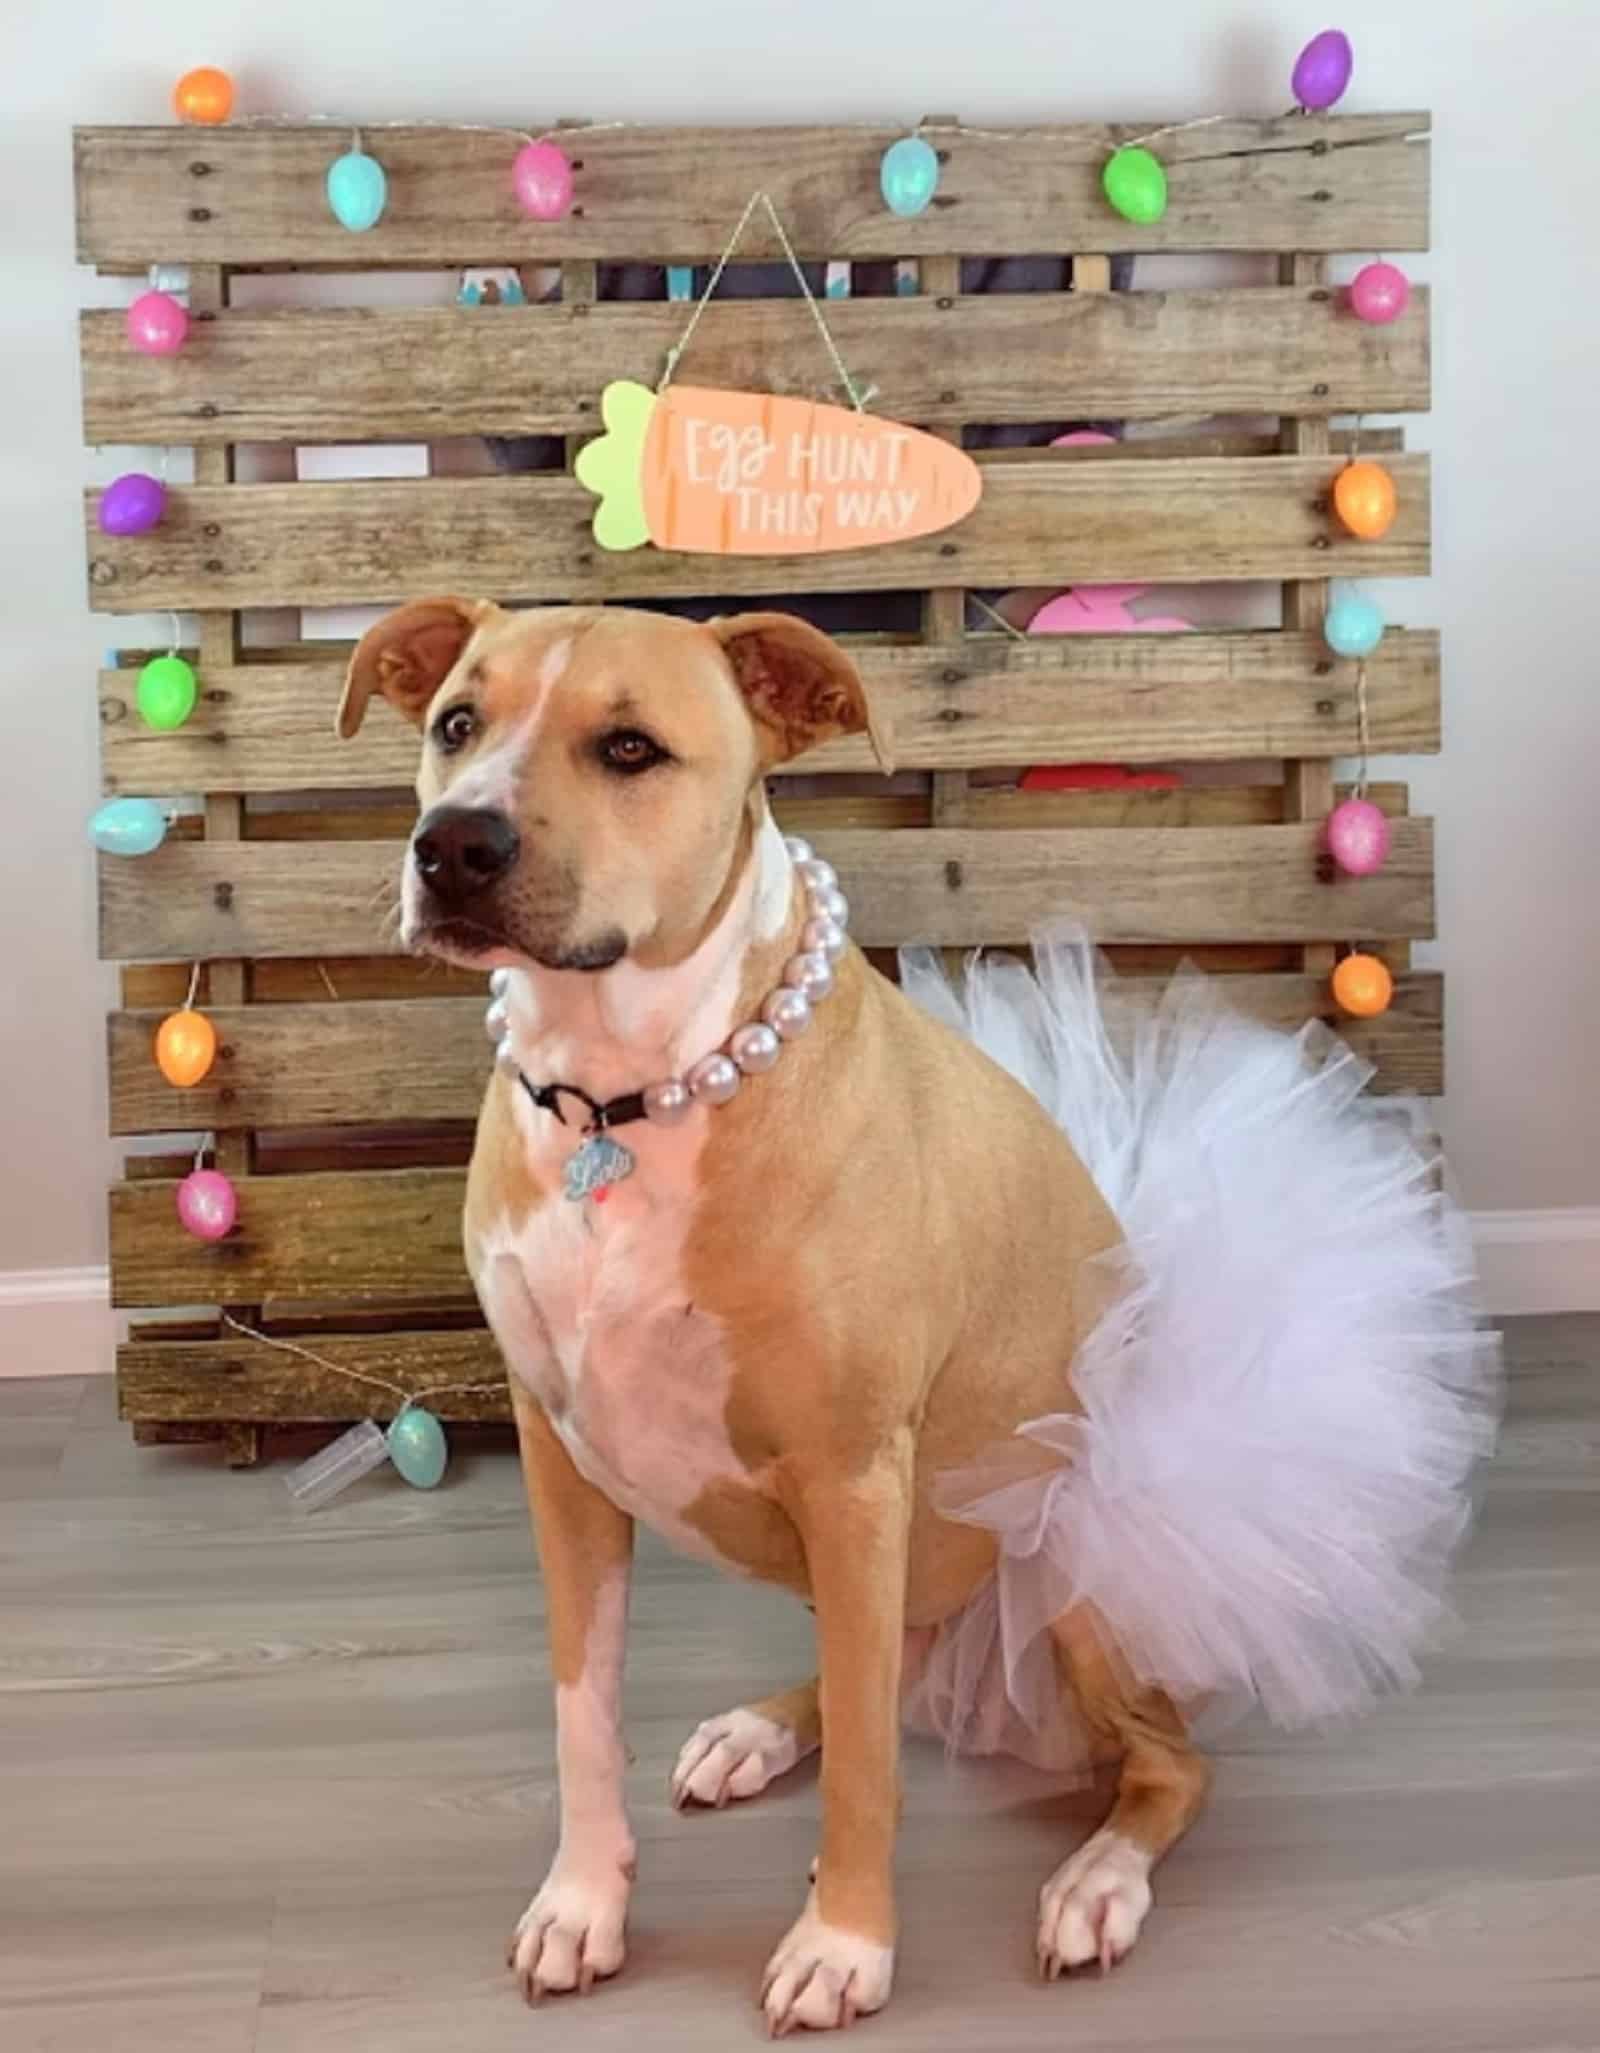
337;600;892;972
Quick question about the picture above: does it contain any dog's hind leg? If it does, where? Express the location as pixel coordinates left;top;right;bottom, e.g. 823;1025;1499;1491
670;1677;821;1809
1036;1603;1210;1980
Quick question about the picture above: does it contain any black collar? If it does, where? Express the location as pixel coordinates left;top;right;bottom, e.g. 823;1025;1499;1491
517;1071;649;1136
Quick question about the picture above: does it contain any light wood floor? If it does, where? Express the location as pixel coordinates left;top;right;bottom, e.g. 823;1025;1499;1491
3;1316;1596;2052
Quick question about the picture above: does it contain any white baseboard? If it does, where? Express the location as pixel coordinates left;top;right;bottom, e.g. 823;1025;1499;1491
0;1267;117;1376
1469;1209;1600;1317
1;1215;1597;1378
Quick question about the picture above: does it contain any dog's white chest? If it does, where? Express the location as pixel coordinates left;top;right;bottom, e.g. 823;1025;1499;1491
484;1179;749;1562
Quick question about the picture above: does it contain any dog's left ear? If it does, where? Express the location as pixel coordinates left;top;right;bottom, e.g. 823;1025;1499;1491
336;596;497;739
711;612;896;775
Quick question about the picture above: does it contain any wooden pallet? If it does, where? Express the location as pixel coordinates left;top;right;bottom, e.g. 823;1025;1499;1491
75;115;1437;1458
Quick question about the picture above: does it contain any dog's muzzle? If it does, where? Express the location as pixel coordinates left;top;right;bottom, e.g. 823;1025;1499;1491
411;804;520;910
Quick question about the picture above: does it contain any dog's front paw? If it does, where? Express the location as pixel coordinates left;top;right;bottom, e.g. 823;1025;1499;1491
507;1855;633;2002
761;1901;894;2035
1037;1829;1153;1979
671;1704;810;1809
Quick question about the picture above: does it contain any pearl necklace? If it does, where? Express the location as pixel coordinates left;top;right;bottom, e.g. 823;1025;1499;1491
482;836;848;1201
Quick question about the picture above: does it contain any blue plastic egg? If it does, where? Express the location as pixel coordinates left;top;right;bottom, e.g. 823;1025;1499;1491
327;148;388;232
1324;583;1385;659
881;136;940;218
387;1405;447;1488
90;796;169;856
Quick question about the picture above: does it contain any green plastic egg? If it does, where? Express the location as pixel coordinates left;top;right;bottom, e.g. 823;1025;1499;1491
1102;146;1168;225
136;654;197;731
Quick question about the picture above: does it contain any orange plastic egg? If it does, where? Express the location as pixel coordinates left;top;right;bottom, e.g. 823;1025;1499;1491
173;67;235;125
1331;954;1393;1019
1333;460;1397;540
156;1008;218;1088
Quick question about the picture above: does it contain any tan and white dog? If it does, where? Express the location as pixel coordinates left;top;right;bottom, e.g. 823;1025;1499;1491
339;599;1211;2032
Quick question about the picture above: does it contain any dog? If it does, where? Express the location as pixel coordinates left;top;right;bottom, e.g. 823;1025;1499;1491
337;596;1212;2031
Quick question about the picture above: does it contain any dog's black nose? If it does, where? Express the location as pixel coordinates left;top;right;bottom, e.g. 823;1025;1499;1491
412;806;520;903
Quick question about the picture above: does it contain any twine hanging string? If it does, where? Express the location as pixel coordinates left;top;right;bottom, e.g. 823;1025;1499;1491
1353;659;1372;799
658;190;870;411
220;1312;506;1422
184;960;201;1010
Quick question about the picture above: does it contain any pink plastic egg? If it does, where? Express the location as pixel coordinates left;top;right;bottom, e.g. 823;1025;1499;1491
127;290;190;355
176;1167;237;1241
512;141;574;221
1349;261;1410;325
98;472;166;536
1325;797;1391;877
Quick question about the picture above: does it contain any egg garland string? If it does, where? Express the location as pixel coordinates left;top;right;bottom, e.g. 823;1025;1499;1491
177;1134;238;1242
1323;662;1392;878
155;962;219;1090
216;1314;506;1506
137;612;199;732
326;128;388;231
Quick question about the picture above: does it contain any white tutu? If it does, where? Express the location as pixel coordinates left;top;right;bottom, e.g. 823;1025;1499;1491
899;928;1501;1769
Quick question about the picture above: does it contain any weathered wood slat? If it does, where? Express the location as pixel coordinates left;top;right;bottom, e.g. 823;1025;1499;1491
80;287;1430;444
98;630;1440;795
99;820;1434;961
107;968;1445;1134
84;456;1431;613
110;1167;471;1306
75;116;1429;269
118;1327;505;1422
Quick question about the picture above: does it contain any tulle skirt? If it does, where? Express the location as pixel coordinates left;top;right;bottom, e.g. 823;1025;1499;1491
898;929;1500;1771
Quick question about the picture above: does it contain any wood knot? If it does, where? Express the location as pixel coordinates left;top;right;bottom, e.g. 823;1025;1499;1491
941;667;964;686
188;206;213;222
939;542;959;557
936;296;955;311
1310;188;1332;203
197;402;219;419
1316;698;1335;716
1312;382;1330;397
99;698;126;726
1311;535;1332;550
1314;852;1338;884
90;560;117;586
188;161;212;177
936;706;967;725
944;858;964;891
203;523;221;538
212;882;234;911
205;557;225;573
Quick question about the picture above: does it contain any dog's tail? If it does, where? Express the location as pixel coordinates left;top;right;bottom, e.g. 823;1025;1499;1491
900;928;1500;1751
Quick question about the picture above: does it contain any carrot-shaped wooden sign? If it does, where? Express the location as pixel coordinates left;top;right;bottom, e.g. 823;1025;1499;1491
575;380;983;555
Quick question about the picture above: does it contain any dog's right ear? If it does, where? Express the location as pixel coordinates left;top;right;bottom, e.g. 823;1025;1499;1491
336;597;496;739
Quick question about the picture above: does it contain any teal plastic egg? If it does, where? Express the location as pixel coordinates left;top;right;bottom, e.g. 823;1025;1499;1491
1324;584;1385;659
1103;145;1168;224
327;148;387;232
880;136;940;218
387;1405;447;1488
90;797;168;856
136;654;198;731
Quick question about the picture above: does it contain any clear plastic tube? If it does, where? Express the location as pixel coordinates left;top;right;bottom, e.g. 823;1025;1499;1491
285;1421;391;1512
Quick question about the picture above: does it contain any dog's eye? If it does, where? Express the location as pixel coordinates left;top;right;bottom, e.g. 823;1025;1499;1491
434;704;478;754
598;729;667;776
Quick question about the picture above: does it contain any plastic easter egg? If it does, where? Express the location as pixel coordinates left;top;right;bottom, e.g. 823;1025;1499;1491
387;1405;448;1488
136;654;198;731
880;135;940;218
90;796;168;856
156;1008;218;1088
173;67;234;125
1349;261;1410;325
1102;146;1167;225
1323;583;1384;658
127;290;189;356
512;142;574;221
1332;952;1393;1019
98;473;166;537
176;1167;237;1240
1292;30;1353;111
327;148;388;232
1325;797;1391;877
1333;460;1397;540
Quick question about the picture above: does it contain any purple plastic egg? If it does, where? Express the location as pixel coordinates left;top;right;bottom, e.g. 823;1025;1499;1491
1349;261;1410;325
127;290;190;355
512;141;574;221
1292;29;1353;111
99;472;166;536
1325;797;1391;877
177;1167;237;1241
